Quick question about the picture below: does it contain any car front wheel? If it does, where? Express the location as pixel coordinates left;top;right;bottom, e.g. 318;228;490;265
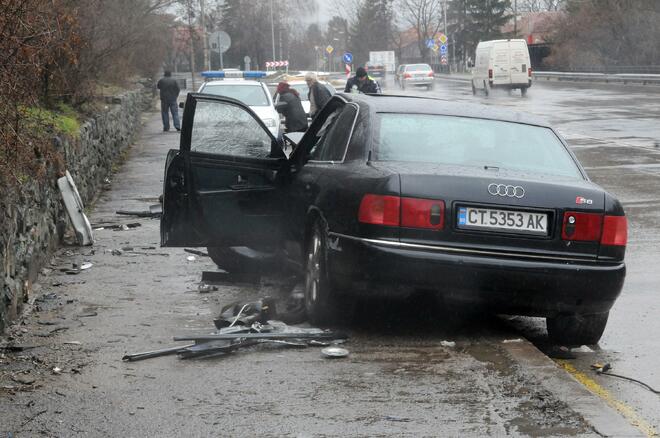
546;312;609;346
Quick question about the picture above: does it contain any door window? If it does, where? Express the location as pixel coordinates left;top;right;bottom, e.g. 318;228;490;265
190;99;273;158
309;104;357;162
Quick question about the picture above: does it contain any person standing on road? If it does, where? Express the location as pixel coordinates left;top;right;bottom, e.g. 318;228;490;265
305;72;332;119
157;71;180;132
344;66;381;94
275;82;308;133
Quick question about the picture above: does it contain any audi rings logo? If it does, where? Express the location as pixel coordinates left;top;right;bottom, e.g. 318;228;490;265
488;183;525;198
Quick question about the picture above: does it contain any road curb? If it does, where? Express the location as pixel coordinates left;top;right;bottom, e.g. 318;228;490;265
503;340;646;437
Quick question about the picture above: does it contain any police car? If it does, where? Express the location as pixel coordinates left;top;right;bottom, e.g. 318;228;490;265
198;71;281;137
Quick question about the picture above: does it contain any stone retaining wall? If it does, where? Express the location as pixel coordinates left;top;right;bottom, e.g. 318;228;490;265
0;85;153;331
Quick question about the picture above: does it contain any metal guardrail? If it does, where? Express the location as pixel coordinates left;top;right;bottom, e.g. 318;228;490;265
533;71;660;86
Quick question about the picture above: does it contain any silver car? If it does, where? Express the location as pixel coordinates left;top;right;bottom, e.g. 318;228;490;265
399;63;435;90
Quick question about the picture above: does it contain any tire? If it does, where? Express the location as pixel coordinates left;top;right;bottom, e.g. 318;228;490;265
401;81;406;91
546;312;609;346
471;81;477;95
207;247;257;274
521;86;528;97
483;81;490;96
304;221;344;325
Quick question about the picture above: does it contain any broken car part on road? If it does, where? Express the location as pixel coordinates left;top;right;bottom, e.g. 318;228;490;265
123;321;347;362
58;170;94;246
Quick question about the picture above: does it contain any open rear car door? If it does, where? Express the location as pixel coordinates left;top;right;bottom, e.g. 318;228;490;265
161;93;288;248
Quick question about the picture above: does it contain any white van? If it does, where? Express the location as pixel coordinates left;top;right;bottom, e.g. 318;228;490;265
472;39;532;96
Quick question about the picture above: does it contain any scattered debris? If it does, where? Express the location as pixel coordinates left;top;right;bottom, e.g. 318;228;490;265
384;415;412;422
63;341;81;345
76;312;98;318
440;340;456;348
571;345;594;353
502;338;524;344
111;249;123;256
546;346;576;360
12;374;36;385
186;256;196;262
58;170;94;246
184;248;210;257
591;363;660;395
197;283;218;293
52;367;62;375
124;322;347;362
321;346;349;358
116;204;162;218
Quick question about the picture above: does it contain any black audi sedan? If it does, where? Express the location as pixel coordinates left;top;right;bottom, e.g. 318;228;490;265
161;92;627;345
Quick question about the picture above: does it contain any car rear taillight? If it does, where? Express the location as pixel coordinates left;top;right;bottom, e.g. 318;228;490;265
403;73;412;79
427;71;434;77
601;215;627;246
401;198;445;230
488;69;493;79
528;67;532;77
562;212;628;246
359;195;445;230
562;212;603;242
358;194;400;226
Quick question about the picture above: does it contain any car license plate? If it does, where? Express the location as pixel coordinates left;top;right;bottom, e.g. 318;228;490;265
457;206;548;236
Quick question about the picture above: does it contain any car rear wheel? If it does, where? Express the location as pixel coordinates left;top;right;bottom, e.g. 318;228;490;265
304;222;344;325
483;81;490;96
471;81;477;95
546;312;609;346
521;86;528;97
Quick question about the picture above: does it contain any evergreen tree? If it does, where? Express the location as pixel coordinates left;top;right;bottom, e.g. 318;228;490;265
349;0;393;66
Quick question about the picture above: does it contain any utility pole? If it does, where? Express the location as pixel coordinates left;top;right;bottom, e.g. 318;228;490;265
514;0;518;37
200;0;209;71
444;0;448;73
270;0;276;62
187;0;196;91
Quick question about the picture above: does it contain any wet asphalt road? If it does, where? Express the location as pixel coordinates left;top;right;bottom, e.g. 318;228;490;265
399;77;660;435
1;79;659;436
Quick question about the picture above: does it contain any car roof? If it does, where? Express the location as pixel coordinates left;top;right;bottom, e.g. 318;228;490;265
202;80;265;87
341;94;550;127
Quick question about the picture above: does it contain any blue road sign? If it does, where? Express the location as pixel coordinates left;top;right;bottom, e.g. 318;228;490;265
343;52;353;64
440;44;448;54
426;38;435;49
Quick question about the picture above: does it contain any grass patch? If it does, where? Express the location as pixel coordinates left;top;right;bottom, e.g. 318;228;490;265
21;104;81;138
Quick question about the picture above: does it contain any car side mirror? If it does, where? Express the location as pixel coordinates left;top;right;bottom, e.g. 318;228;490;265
179;102;184;109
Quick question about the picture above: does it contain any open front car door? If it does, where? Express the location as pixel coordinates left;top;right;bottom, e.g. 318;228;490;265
161;93;287;248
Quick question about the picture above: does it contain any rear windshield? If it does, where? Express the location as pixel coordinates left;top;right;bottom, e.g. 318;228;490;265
405;64;432;72
201;84;269;106
376;113;582;178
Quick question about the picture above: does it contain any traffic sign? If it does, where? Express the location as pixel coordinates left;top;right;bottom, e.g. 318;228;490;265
440;44;447;54
343;52;353;64
426;38;435;49
439;34;448;44
210;31;231;53
326;45;334;54
431;44;439;52
440;55;448;65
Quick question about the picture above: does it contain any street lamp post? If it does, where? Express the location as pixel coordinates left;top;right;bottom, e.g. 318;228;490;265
269;0;276;62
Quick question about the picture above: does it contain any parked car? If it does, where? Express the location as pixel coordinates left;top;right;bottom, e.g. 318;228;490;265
197;78;280;137
398;63;435;90
472;39;533;96
365;64;386;81
161;92;627;345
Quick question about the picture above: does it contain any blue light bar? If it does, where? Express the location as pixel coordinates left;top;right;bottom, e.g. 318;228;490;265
201;71;267;79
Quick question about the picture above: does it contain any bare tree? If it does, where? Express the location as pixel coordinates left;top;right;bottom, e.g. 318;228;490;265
398;0;444;63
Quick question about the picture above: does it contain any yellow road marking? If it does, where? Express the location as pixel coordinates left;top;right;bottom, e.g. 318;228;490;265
557;360;658;437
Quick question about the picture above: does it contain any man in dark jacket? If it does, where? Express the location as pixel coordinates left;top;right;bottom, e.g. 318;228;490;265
157;71;180;132
275;82;308;133
305;72;331;118
344;66;381;94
